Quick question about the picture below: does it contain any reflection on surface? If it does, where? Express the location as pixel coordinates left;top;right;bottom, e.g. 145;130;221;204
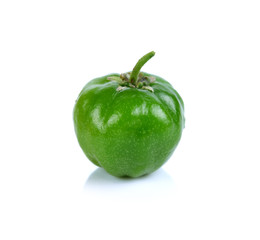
131;103;148;116
151;104;168;122
84;168;175;200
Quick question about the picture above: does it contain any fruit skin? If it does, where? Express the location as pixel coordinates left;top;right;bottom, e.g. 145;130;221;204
73;72;185;178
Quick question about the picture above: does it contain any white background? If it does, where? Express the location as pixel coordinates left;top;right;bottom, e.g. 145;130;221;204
0;0;260;239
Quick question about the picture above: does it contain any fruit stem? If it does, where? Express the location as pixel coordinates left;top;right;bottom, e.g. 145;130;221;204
129;51;155;85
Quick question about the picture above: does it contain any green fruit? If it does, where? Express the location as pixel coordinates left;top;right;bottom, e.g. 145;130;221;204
73;51;185;178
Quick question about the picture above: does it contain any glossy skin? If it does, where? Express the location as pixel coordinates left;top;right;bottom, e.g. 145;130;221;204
73;73;185;177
